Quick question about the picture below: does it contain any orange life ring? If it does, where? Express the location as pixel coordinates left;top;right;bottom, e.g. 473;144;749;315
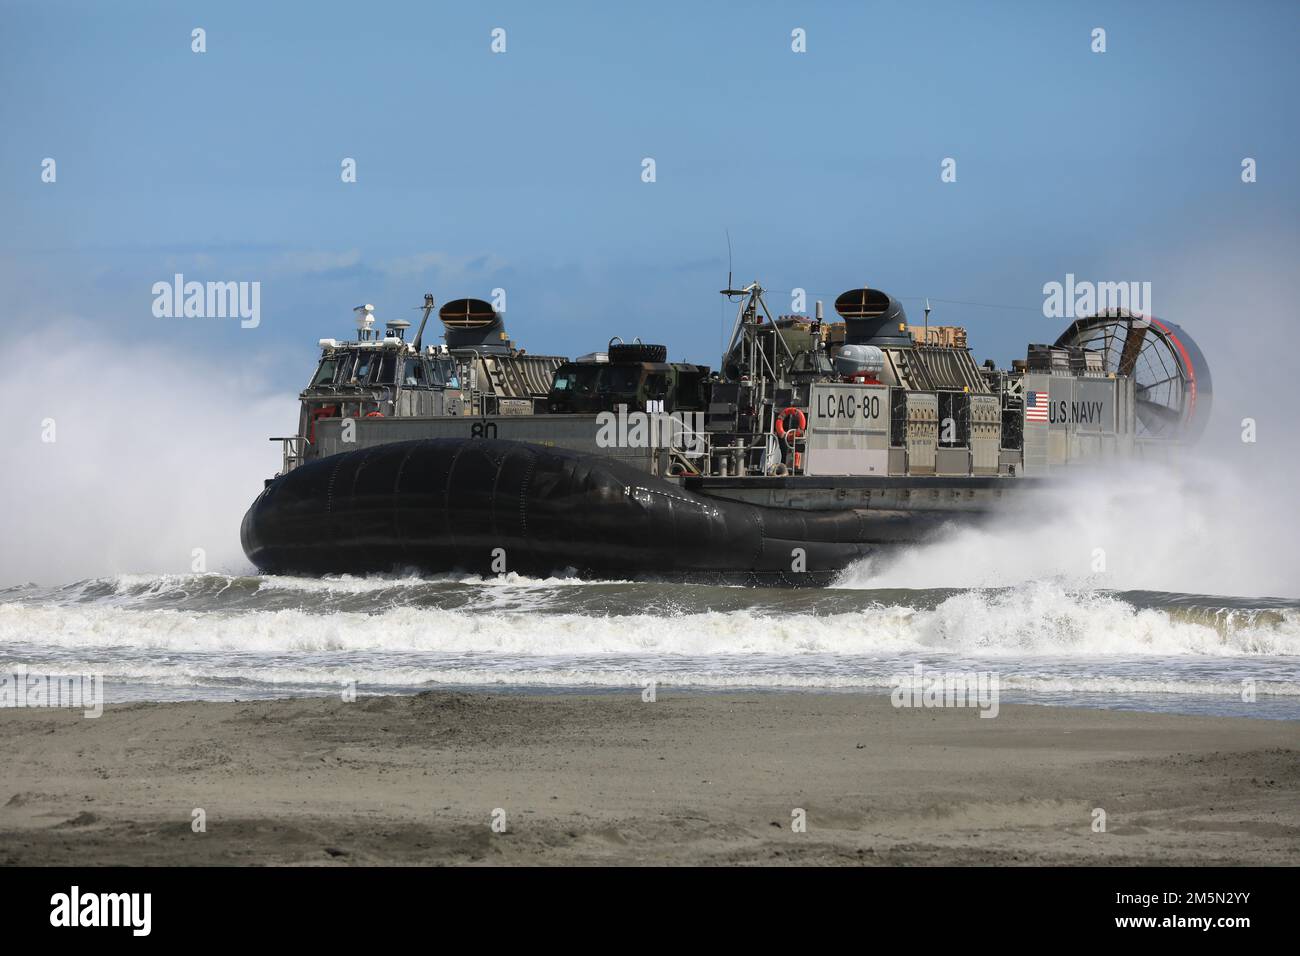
365;411;385;418
773;406;806;439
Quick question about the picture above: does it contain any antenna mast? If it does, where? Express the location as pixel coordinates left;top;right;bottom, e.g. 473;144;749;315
725;228;734;293
413;294;436;351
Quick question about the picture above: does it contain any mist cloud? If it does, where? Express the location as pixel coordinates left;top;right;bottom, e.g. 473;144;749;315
0;323;293;586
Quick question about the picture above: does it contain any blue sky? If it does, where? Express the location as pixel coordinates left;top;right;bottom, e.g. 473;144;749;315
3;0;1297;387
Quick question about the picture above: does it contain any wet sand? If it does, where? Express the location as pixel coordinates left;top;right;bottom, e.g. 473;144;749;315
0;691;1296;865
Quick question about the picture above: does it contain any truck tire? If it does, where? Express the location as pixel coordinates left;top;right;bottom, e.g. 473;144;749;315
609;343;668;363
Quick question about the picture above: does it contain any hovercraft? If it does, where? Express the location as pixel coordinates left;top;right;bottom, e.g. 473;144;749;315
242;283;1211;581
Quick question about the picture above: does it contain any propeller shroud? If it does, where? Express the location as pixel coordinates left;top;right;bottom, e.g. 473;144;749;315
1054;310;1213;441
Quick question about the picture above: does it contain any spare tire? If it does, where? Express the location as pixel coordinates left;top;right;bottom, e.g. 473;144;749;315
609;343;668;363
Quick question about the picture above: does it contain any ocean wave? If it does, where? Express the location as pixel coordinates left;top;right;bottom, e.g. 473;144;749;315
0;658;1295;698
3;581;1297;658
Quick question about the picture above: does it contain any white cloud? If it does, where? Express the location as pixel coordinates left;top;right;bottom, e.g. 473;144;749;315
380;251;507;281
269;248;363;276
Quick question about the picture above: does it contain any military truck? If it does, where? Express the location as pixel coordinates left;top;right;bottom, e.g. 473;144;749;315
546;341;710;415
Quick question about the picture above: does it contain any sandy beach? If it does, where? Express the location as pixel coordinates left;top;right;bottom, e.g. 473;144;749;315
0;691;1295;866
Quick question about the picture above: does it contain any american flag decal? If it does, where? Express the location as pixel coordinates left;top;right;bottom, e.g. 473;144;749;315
1025;390;1049;423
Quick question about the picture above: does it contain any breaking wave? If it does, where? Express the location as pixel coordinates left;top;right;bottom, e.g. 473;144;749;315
1;574;1297;714
2;573;1299;656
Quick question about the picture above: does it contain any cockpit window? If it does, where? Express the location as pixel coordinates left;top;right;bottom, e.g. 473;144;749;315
435;358;459;388
791;350;834;375
311;357;339;386
376;352;397;385
351;353;374;383
332;353;355;384
403;359;427;386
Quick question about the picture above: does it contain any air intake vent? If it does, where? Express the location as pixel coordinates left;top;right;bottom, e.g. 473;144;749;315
439;298;498;329
833;288;911;347
834;287;892;319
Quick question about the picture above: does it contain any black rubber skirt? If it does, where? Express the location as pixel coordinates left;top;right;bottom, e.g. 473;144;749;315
240;438;941;582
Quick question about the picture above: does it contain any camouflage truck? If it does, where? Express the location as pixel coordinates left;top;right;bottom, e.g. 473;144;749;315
545;342;711;414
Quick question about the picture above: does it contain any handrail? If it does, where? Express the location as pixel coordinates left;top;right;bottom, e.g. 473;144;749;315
269;435;308;476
